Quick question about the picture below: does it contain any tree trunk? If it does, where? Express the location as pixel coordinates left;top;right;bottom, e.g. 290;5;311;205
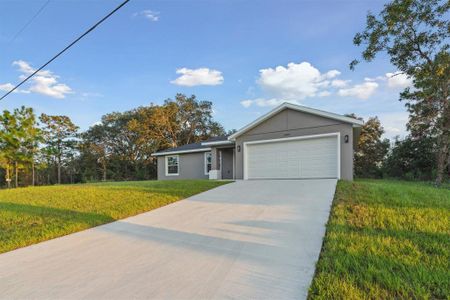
435;102;450;186
102;160;107;181
32;160;35;186
57;155;61;184
435;130;449;186
14;161;18;188
6;164;11;188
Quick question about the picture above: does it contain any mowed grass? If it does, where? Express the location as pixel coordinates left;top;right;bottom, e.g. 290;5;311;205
309;179;450;299
0;180;230;254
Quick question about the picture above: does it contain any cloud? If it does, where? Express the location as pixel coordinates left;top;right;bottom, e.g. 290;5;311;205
257;61;340;100
0;83;15;92
29;75;72;99
372;112;409;139
0;60;73;99
385;71;413;88
239;62;415;108
331;79;350;88
0;82;30;94
134;10;160;21
337;81;379;100
318;90;331;97
240;98;298;108
171;67;224;86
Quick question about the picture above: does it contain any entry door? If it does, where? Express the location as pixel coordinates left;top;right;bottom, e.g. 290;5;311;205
245;135;339;179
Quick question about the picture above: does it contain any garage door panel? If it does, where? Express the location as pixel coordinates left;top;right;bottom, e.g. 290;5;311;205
246;136;338;179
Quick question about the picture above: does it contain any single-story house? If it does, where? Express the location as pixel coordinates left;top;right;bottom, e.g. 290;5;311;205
152;102;363;180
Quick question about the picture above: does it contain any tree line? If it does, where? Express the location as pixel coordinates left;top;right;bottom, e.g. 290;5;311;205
0;95;448;188
0;94;225;187
352;0;449;185
350;115;447;182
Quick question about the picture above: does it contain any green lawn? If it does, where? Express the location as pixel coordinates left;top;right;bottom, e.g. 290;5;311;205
0;180;230;254
309;179;450;299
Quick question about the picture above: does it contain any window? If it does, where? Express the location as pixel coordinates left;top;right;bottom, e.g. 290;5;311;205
204;152;212;175
166;155;179;176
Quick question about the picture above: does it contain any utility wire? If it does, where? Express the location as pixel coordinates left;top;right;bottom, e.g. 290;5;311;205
9;0;51;44
0;0;131;101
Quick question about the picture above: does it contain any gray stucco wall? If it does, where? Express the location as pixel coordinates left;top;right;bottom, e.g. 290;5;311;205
157;151;210;180
234;108;355;180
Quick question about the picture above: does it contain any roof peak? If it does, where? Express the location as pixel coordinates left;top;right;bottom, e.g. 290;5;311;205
228;102;363;140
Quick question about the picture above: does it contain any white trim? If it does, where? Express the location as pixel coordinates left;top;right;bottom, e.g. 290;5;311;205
243;132;341;180
204;152;212;175
229;102;363;140
152;147;211;157
165;155;179;176
201;140;234;146
232;148;236;180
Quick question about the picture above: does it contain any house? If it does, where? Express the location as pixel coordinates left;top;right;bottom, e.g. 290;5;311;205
151;102;363;180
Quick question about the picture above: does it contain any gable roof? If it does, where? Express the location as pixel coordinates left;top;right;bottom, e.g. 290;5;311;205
228;102;364;140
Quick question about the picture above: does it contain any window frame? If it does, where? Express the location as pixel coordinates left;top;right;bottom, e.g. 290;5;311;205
165;155;179;176
204;152;212;175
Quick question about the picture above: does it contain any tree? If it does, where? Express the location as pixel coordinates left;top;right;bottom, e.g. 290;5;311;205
0;107;38;187
148;94;225;149
383;136;437;180
80;124;112;182
347;114;390;178
0;110;19;188
39;114;79;184
14;107;41;186
352;0;449;185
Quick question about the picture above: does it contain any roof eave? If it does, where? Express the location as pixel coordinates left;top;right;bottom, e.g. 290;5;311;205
151;147;212;157
201;140;234;146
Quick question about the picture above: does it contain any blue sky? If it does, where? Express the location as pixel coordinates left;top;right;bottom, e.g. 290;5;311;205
1;0;411;138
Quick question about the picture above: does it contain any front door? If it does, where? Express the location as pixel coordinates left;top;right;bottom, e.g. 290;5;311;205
221;149;234;179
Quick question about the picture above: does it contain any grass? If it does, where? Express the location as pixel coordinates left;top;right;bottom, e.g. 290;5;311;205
0;180;230;254
308;179;450;299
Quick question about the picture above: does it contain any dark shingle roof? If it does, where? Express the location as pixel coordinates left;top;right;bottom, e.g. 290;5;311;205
153;135;229;155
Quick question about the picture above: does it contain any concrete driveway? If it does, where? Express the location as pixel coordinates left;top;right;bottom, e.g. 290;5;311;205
0;179;337;300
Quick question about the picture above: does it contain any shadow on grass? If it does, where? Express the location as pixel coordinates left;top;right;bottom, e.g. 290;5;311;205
331;223;450;250
0;202;114;225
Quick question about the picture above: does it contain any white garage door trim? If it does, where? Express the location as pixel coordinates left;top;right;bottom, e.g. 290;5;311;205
243;132;341;180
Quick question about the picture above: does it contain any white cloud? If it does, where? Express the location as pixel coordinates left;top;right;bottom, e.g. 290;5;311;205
371;112;409;139
240;62;414;108
323;70;341;79
0;82;29;94
337;81;379;100
385;71;413;88
364;76;385;82
240;98;298;108
0;60;73;99
171;67;224;86
318;90;331;97
29;75;72;99
257;62;339;100
0;83;15;91
134;10;160;21
331;79;350;88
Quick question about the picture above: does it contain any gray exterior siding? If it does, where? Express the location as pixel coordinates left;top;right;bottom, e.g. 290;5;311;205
234;108;355;180
157;151;210;180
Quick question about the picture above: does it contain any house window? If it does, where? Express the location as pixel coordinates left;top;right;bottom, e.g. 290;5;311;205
166;155;179;176
204;152;212;175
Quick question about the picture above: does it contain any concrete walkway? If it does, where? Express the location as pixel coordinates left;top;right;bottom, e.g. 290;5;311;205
0;179;337;300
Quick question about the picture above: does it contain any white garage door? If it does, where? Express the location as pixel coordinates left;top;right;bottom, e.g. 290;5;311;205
245;135;339;179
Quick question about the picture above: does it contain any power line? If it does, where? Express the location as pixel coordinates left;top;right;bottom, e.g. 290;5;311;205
0;0;131;102
9;0;51;44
